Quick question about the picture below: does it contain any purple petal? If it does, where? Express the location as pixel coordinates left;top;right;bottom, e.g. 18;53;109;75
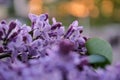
51;22;62;30
8;32;18;41
22;34;32;44
72;20;78;27
39;13;48;21
21;52;28;63
8;22;16;34
1;20;6;24
52;17;57;24
56;26;65;36
28;13;37;23
64;21;78;38
64;26;75;38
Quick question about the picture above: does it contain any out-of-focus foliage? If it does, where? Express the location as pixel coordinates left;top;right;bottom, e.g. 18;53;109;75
0;0;120;26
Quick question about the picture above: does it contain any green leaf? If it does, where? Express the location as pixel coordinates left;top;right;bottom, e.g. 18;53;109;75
88;55;106;63
88;55;109;68
85;38;112;64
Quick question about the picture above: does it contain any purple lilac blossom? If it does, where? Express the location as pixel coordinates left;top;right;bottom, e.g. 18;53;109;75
0;13;119;80
0;13;87;62
0;41;120;80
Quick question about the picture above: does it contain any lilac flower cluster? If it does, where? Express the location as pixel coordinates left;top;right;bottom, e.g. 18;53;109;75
0;13;119;80
0;13;87;62
0;43;120;80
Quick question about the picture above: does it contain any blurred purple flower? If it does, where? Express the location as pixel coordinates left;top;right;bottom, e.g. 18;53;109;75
0;13;119;80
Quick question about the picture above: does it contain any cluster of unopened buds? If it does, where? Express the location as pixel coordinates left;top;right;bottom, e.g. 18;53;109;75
0;13;119;80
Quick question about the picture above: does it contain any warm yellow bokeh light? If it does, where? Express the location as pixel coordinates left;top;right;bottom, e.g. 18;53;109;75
29;0;42;15
66;2;89;18
79;0;95;11
101;0;114;17
90;6;99;18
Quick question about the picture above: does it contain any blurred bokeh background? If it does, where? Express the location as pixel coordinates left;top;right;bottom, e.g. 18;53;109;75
0;0;120;64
